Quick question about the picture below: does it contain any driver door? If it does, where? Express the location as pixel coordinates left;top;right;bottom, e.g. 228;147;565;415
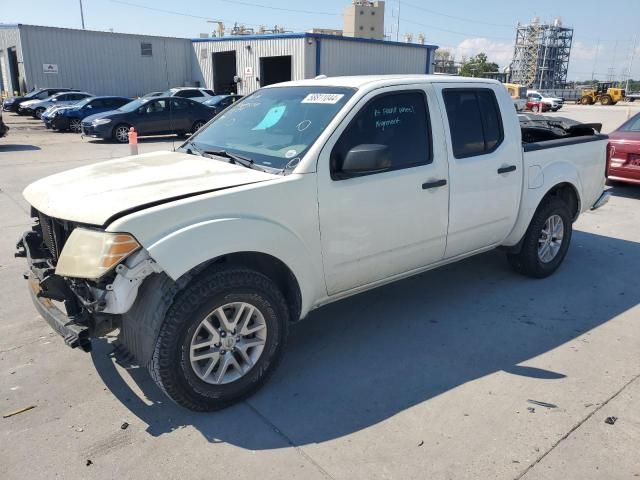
317;86;449;295
137;99;169;134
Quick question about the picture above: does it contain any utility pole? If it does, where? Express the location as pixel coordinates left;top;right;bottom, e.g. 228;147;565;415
626;35;637;93
79;0;85;29
396;0;400;42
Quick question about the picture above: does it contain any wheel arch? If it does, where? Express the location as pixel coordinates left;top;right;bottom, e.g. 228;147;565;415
502;175;582;248
141;217;324;320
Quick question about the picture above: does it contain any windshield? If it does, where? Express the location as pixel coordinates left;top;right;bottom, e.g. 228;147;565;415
186;86;355;170
24;89;44;99
118;98;149;112
73;97;93;108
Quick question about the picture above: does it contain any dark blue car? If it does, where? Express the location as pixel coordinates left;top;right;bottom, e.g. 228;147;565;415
49;96;131;132
81;96;216;143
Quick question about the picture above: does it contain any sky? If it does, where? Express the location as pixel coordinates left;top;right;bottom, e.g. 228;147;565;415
3;0;639;81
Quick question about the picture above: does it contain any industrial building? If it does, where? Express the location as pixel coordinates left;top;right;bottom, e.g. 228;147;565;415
0;0;437;98
192;33;436;96
510;17;573;89
0;24;193;97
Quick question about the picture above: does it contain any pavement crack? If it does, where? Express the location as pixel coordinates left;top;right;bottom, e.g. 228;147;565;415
244;400;336;480
515;371;640;479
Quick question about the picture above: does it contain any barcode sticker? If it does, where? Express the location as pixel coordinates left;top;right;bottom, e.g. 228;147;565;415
301;93;345;104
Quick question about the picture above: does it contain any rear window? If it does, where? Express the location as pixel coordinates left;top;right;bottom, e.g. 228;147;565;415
443;88;504;158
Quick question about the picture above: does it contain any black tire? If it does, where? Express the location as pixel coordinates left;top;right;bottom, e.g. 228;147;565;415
580;96;592;105
149;266;289;411
112;123;131;143
600;95;612;106
69;118;82;133
34;108;45;119
191;120;206;134
507;197;573;278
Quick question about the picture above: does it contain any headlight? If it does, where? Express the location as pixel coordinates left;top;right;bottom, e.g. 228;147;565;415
92;118;111;125
56;229;140;279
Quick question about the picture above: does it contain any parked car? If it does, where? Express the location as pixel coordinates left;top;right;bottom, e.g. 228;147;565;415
17;76;609;411
160;87;216;102
0;109;8;138
20;92;93;118
202;94;243;114
606;112;640;185
81;96;216;142
525;100;550;113
3;88;78;113
527;90;563;111
46;96;131;132
41;104;78;128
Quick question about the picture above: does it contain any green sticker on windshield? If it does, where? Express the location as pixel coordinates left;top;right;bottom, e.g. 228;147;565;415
252;105;286;130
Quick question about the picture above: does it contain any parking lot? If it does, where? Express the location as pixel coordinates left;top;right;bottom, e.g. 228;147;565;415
1;103;640;479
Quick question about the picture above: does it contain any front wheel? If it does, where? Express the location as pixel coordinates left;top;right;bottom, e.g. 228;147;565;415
35;108;45;119
69;118;82;133
507;197;572;278
149;266;289;411
112;123;131;143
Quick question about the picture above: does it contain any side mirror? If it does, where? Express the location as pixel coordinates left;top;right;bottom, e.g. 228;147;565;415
340;144;391;177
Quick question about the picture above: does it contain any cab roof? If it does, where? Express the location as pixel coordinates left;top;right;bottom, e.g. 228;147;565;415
268;75;501;90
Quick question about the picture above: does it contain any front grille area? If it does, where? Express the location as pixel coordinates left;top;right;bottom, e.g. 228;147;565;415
33;209;76;262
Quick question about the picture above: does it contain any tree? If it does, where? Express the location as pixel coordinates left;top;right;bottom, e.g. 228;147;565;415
459;53;499;77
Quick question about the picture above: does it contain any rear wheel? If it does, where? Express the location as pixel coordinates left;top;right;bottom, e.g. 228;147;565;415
69;118;82;133
507;198;572;278
191;120;206;134
149;266;289;411
112;124;131;143
600;95;612;105
580;96;592;105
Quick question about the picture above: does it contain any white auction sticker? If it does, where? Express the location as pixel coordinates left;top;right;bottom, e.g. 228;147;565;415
301;93;344;104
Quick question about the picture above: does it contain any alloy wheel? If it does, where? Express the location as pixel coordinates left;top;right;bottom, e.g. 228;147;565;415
538;214;564;263
189;302;267;385
69;119;82;132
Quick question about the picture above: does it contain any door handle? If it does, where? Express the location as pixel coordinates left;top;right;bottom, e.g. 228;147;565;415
497;165;517;174
422;179;447;190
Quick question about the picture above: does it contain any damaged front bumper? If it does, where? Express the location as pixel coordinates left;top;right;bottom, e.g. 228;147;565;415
17;231;92;351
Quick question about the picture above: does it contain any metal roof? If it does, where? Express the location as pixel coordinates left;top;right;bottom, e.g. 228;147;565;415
192;32;437;50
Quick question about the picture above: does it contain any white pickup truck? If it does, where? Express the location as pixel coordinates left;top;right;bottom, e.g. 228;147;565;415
17;75;609;411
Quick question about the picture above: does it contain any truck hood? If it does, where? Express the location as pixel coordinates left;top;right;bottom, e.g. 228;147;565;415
23;151;277;226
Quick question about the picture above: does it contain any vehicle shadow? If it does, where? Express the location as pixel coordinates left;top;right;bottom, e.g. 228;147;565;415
0;144;42;152
607;183;640;200
90;230;640;449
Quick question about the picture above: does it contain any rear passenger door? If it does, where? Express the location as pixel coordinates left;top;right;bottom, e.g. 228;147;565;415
317;86;450;295
435;84;522;258
169;98;193;133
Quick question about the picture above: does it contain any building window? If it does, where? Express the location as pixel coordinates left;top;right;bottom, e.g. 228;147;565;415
141;42;153;56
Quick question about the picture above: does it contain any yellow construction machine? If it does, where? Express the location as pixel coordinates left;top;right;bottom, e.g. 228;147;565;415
580;82;626;105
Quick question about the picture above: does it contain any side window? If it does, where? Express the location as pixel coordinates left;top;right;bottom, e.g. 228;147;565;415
37;91;50;99
56;94;69;101
442;88;504;158
179;90;203;98
90;99;106;108
330;91;432;179
170;98;190;110
205;89;216;96
143;100;167;114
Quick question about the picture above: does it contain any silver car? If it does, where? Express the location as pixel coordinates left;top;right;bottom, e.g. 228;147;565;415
21;91;93;118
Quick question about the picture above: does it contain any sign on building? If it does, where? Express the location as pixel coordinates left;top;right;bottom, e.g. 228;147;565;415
43;63;59;74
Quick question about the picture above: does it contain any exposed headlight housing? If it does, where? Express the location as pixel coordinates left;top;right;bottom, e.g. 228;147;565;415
56;229;141;279
92;118;111;125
